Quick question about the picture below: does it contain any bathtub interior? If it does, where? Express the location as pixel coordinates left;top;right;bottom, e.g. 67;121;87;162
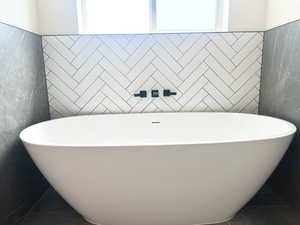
20;113;296;147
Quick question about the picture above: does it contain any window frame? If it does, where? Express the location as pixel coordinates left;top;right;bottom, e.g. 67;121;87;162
78;0;228;34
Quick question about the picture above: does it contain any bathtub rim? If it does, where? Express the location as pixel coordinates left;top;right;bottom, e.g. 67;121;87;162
19;112;297;148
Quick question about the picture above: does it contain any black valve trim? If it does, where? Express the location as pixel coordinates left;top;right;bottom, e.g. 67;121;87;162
151;90;159;98
163;89;177;97
134;90;147;98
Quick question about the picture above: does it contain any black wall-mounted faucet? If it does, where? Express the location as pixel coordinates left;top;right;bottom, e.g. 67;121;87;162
134;89;176;98
134;90;147;98
163;89;177;97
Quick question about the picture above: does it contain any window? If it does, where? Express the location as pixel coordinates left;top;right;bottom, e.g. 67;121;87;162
156;0;216;32
79;0;150;34
78;0;228;34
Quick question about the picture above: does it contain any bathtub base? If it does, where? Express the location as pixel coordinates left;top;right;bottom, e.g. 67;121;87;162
83;216;234;225
84;217;104;225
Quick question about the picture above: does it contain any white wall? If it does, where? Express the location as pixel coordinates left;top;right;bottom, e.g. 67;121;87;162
37;0;79;35
229;0;267;31
266;0;300;30
0;0;39;33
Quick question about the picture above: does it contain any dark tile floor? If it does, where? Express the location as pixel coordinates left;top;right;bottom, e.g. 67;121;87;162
18;186;300;225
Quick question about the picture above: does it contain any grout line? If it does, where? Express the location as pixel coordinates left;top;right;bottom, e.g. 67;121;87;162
15;187;52;225
0;21;40;36
265;18;300;32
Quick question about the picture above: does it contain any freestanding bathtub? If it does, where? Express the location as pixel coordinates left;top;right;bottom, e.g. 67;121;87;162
20;112;296;225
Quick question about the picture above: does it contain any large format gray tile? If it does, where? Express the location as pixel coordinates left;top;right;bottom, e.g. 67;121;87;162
231;206;300;225
0;22;50;225
19;189;89;225
260;19;300;209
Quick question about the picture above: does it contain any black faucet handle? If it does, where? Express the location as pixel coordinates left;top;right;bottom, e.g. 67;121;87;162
151;90;159;98
163;89;177;97
134;90;147;98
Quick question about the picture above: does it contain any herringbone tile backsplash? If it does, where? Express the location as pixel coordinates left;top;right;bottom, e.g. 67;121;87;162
42;32;263;118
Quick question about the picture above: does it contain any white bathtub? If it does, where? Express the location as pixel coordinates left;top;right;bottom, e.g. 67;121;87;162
20;112;296;225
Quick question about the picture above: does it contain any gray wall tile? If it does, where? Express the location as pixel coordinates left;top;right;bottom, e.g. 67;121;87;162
260;20;300;209
0;23;50;224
